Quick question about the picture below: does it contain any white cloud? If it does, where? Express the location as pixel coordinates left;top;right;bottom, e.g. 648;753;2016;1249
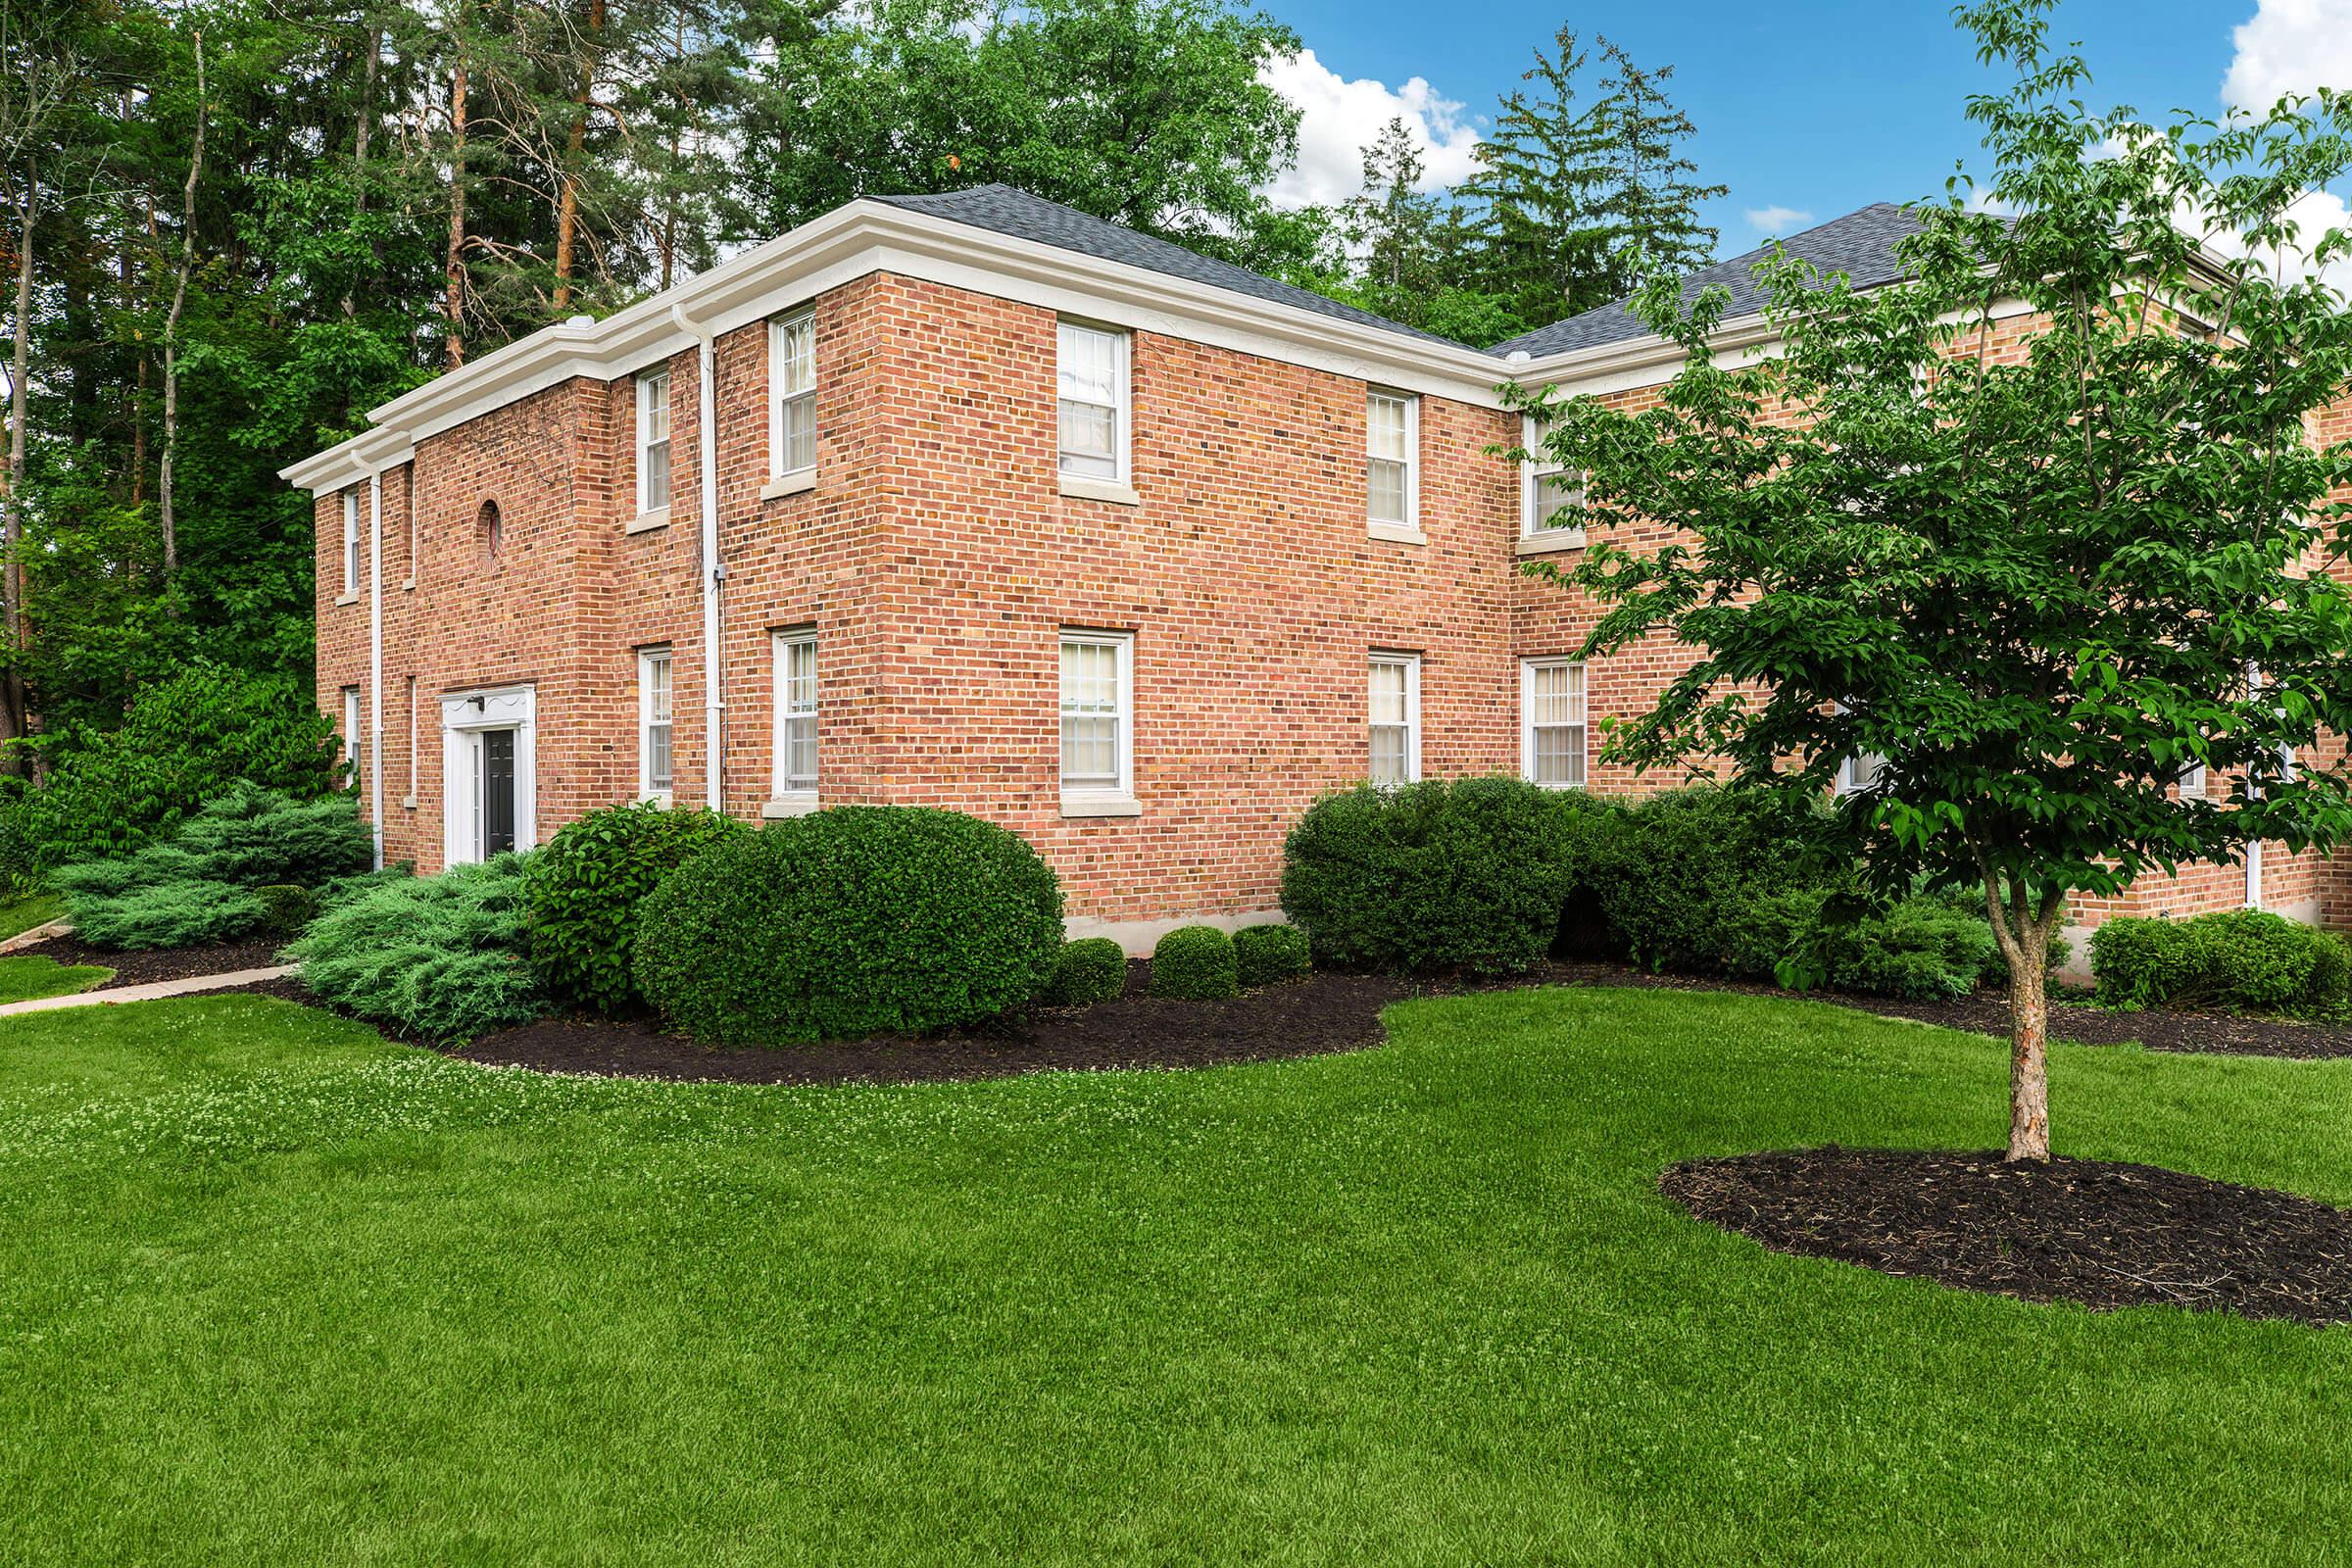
2181;183;2352;292
2224;0;2352;110
1743;205;1812;234
1257;48;1483;209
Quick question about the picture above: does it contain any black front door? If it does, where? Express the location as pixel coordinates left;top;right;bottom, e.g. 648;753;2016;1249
481;728;516;856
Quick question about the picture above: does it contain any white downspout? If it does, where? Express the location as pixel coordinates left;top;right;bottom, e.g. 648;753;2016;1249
368;467;385;871
2244;661;2264;909
671;302;723;812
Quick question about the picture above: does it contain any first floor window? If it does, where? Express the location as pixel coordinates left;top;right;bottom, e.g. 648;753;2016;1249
1521;660;1586;788
341;686;363;789
770;310;816;477
1838;752;1888;796
2179;761;2208;801
1059;630;1133;796
636;368;672;514
342;490;363;593
1368;652;1421;784
773;627;817;793
1057;320;1128;481
1367;391;1417;526
640;647;673;800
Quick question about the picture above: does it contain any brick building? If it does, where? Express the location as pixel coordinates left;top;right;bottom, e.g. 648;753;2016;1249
282;187;2345;954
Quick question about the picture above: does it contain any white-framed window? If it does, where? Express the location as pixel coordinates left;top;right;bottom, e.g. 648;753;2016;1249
636;368;672;515
341;686;363;789
638;647;673;802
1521;415;1587;540
1057;320;1129;482
1838;751;1888;797
1367;390;1418;527
772;626;817;796
2179;760;2209;801
341;490;362;594
1368;652;1421;785
1059;629;1134;799
768;310;816;479
1520;660;1587;788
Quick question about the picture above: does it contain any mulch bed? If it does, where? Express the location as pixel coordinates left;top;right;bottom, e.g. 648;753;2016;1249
1663;1146;2352;1327
14;934;286;991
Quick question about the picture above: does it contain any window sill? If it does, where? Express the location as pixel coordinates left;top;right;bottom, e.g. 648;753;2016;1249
1515;530;1588;557
1058;474;1141;506
762;792;820;819
1367;521;1427;546
760;468;816;501
1060;792;1141;819
334;590;361;607
626;507;671;535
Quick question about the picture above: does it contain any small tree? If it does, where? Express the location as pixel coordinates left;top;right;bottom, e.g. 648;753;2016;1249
1515;0;2352;1160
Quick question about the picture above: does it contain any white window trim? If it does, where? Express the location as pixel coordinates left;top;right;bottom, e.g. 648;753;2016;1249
1058;628;1136;815
1519;658;1589;790
635;368;671;521
1056;318;1132;493
1368;651;1422;785
766;308;816;485
1365;388;1420;538
1518;413;1588;555
1831;700;1887;798
2179;760;2209;801
638;646;674;805
339;491;362;601
768;625;819;815
341;686;363;792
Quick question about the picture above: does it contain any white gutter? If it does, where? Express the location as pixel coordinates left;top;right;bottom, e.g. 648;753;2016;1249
368;467;385;871
672;302;724;812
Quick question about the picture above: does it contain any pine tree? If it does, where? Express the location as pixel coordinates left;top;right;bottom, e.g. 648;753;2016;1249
1458;26;1619;329
1591;39;1723;293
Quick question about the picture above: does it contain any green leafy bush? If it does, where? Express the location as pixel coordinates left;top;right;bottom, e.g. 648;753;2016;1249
2091;908;2350;1017
1281;777;1593;976
286;856;546;1043
1151;925;1239;1000
254;884;317;937
0;780;41;902
1749;887;2002;1001
55;785;375;950
634;807;1063;1045
1234;923;1310;988
1045;937;1128;1006
524;802;750;1015
22;662;346;866
1581;786;1838;973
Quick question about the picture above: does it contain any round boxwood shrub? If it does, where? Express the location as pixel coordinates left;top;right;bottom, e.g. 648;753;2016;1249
1234;923;1310;988
1151;924;1239;1000
2091;908;2350;1017
525;802;750;1015
633;806;1064;1045
1045;937;1128;1006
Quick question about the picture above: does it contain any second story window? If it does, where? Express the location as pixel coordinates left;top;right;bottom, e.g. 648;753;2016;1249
1368;653;1421;785
342;490;362;595
636;368;671;516
769;310;816;479
1522;416;1587;542
1367;390;1418;528
639;647;673;802
1057;321;1128;483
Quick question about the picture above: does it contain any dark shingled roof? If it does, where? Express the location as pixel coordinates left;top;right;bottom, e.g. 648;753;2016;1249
869;183;1478;351
1487;203;1932;359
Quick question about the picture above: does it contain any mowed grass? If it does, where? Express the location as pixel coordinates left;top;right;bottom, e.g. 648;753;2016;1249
0;954;111;1004
0;890;61;941
2;989;2350;1566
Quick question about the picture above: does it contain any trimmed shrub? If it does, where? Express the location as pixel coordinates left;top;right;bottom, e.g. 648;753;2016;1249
524;802;751;1015
1234;923;1310;988
1747;887;2002;1001
285;856;546;1043
1151;925;1239;1000
634;807;1064;1045
1580;785;1838;973
1281;777;1593;976
2091;908;2350;1017
254;884;317;937
1046;937;1128;1006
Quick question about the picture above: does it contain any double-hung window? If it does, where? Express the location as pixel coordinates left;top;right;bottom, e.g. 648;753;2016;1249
772;627;818;803
1059;630;1134;808
636;368;671;516
769;310;816;481
1368;653;1421;785
1057;321;1129;484
1367;390;1418;530
341;490;362;596
639;647;673;802
1521;416;1586;544
2179;760;2209;801
1832;701;1887;797
341;686;363;790
1521;660;1587;788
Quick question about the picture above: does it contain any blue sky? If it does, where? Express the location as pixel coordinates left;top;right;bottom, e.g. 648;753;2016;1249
1252;0;2352;260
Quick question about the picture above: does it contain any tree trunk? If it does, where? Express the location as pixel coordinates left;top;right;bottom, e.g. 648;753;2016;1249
159;29;207;589
345;20;378;321
2006;920;2051;1162
551;0;604;315
444;58;467;369
0;180;36;772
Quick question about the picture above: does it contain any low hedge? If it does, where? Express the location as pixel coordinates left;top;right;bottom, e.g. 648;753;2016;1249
1581;786;1838;975
284;856;546;1043
634;807;1064;1045
2091;908;2351;1017
1151;925;1238;1000
524;802;749;1015
1234;923;1309;988
1749;887;2004;1001
1046;937;1128;1006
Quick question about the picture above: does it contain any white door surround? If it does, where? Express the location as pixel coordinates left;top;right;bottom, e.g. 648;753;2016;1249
440;683;537;866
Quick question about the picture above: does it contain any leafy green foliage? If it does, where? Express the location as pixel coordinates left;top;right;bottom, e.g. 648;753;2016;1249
285;857;546;1044
1045;937;1129;1007
253;884;317;937
1233;923;1311;989
634;808;1064;1046
1150;926;1238;1001
1579;787;1835;974
2090;910;2351;1018
523;803;750;1016
1282;778;1596;978
1748;888;2005;1003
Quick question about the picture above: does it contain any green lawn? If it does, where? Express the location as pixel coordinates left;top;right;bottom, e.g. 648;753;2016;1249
0;890;61;941
2;988;2350;1565
0;954;111;1004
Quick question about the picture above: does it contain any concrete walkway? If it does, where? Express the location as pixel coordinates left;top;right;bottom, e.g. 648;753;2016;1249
0;964;295;1018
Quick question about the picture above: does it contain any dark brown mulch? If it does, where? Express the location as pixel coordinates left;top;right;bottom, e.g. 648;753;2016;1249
453;961;1423;1086
15;934;286;990
1663;1146;2352;1327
